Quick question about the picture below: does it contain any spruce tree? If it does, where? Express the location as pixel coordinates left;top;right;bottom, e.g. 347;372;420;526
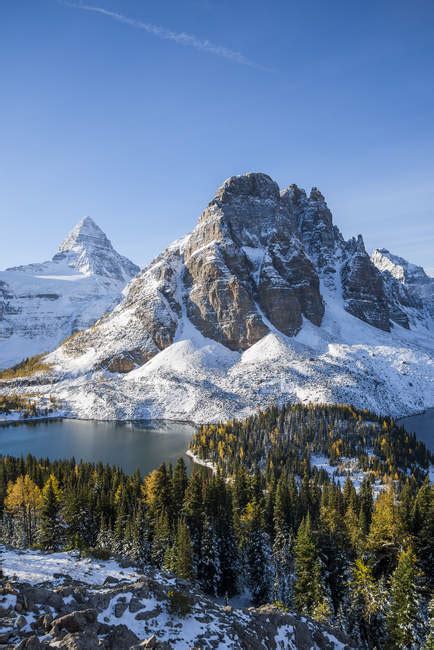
151;509;171;567
387;548;422;649
38;475;63;551
199;515;220;595
294;514;326;618
243;501;272;606
173;519;194;580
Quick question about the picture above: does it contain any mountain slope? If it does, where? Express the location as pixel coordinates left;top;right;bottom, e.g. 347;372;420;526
0;217;139;368
0;546;352;649
1;174;433;420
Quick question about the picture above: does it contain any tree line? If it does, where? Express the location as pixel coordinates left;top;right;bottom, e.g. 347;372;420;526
0;403;432;649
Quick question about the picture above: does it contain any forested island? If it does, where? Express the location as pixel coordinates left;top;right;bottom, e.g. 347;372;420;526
1;404;433;648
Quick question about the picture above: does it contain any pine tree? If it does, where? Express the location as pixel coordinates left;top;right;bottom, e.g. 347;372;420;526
199;515;220;595
242;501;272;606
172;519;194;580
412;478;433;585
172;458;188;519
151;509;171;568
387;548;422;649
38;474;64;550
131;505;151;564
272;475;293;606
348;558;386;647
294;514;326;618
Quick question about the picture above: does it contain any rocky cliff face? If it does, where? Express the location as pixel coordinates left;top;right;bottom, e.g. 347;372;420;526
184;174;324;349
341;236;390;332
0;218;139;368
371;248;434;329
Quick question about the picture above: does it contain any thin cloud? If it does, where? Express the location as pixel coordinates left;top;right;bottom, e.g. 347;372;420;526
61;1;267;70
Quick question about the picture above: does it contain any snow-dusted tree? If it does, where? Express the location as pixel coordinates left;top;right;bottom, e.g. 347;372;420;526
199;515;221;595
242;501;273;606
387;547;423;649
38;474;64;551
151;509;171;568
294;514;329;619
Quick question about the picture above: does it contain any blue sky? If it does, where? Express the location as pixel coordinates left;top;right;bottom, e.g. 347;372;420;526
1;0;433;274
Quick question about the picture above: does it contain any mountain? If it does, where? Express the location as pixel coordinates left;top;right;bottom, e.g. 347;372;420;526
371;247;434;329
0;217;139;368
1;173;433;420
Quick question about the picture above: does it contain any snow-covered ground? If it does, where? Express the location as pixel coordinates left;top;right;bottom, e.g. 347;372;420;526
0;546;349;649
0;546;141;586
310;454;388;496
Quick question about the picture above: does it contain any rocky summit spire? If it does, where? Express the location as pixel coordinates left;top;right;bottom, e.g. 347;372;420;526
58;216;109;254
54;216;139;281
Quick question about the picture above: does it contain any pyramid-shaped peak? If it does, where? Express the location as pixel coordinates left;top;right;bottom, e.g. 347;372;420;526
54;217;139;281
58;216;110;254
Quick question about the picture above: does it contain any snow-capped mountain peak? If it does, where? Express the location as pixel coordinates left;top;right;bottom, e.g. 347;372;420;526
58;216;108;254
0;218;140;369
55;216;139;281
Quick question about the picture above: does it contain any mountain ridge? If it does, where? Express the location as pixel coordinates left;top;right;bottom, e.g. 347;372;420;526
1;173;433;420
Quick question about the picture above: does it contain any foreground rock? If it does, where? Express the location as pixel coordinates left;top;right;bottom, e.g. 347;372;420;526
0;552;353;649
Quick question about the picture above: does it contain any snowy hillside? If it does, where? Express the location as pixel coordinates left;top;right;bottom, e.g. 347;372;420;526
0;217;139;368
0;546;352;649
1;174;433;421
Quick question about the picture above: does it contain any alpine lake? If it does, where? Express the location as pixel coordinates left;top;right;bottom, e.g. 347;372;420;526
0;407;432;475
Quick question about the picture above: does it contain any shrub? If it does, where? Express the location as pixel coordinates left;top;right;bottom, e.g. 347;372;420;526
167;589;193;617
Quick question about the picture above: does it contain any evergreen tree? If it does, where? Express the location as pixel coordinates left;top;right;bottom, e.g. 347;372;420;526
294;514;327;618
242;501;272;606
171;458;188;519
272;475;293;605
412;478;433;586
199;515;220;595
172;518;194;580
38;474;64;550
151;509;171;567
131;505;151;564
387;548;422;649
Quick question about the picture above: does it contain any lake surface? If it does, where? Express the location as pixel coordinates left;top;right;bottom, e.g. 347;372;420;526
398;408;434;452
0;408;432;476
0;419;196;475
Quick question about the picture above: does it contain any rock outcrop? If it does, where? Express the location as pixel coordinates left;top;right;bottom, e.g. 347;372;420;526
0;553;354;649
341;236;390;332
184;173;324;349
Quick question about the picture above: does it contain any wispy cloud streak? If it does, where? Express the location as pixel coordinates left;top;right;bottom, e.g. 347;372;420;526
62;1;265;69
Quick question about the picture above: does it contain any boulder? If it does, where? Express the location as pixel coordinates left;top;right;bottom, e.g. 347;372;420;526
50;608;98;636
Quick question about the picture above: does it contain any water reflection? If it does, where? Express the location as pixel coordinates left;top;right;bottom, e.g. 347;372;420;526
0;418;196;475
